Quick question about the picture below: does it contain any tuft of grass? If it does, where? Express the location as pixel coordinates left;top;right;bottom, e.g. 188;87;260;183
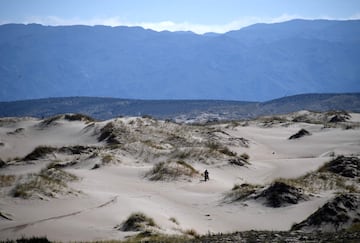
40;114;95;126
260;116;288;126
98;122;115;141
142;140;164;150
318;155;359;178
121;233;191;243
64;113;95;123
4;236;51;243
58;145;94;155
6;127;25;135
169;217;179;225
240;153;250;161
141;115;153;119
11;166;78;199
343;184;358;193
23;146;57;161
183;228;199;238
102;154;114;164
173;149;191;160
226;183;262;202
288;129;311;140
145;160;199;181
348;222;360;232
118;212;157;232
40;115;63;126
175;160;198;175
206;142;236;157
206;141;221;151
0;174;16;187
98;122;124;145
218;146;237;157
274;170;359;194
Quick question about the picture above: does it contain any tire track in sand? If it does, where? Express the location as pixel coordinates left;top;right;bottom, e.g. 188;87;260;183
0;195;118;232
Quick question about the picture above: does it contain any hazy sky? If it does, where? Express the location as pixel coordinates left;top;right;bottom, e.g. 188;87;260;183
1;0;360;33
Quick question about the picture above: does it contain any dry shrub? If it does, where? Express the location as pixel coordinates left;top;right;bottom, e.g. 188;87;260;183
206;142;236;157
169;217;179;225
145;160;198;181
0;175;16;187
226;183;262;202
23;146;57;161
98;122;115;142
40;115;63;126
11;166;78;199
102;154;114;164
348;222;360;232
118;212;157;232
288;129;311;140
240;153;250;161
64;113;95;123
184;228;199;238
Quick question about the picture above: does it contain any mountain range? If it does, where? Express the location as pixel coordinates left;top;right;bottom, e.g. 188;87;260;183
1;19;360;102
1;93;359;122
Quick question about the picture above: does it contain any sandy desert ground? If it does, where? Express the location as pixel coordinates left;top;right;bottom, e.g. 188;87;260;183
0;111;359;242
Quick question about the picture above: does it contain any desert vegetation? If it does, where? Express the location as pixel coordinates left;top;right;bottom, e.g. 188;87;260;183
288;128;311;140
253;181;309;207
63;113;96;123
11;164;78;199
169;217;179;225
0;174;16;187
1;111;360;241
205;141;237;157
119;233;192;243
116;212;158;232
273;156;360;194
0;159;5;167
292;193;360;232
224;155;360;209
145;160;199;181
1;236;51;243
23;146;57;161
225;181;309;208
5;231;360;243
318;155;360;178
39;114;95;127
224;183;262;202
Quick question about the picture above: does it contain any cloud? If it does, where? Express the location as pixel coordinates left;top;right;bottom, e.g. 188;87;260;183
24;16;123;27
19;14;302;34
349;12;360;20
6;14;360;34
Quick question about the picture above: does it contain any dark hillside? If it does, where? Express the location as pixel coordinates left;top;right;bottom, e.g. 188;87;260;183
0;93;359;121
1;20;359;102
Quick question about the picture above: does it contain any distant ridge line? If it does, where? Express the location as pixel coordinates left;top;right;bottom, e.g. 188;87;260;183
0;93;359;121
1;20;360;101
2;92;360;103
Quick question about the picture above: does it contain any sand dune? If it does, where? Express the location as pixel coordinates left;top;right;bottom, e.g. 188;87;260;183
0;111;359;241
